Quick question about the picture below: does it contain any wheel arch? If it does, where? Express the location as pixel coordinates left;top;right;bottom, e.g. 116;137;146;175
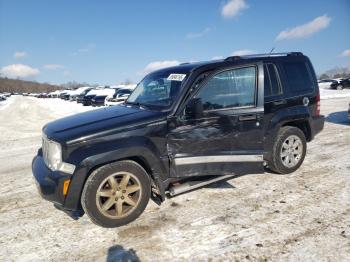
63;146;168;211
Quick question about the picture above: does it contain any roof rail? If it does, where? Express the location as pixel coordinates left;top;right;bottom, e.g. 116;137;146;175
224;56;241;62
224;52;303;61
179;62;191;65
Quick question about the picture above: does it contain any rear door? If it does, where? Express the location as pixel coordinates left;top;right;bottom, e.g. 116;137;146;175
167;64;264;178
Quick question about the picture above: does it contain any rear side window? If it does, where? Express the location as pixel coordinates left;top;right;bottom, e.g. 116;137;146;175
196;66;256;111
264;63;282;97
283;62;314;93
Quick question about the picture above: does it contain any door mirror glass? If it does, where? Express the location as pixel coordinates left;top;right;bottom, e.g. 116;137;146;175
185;98;203;119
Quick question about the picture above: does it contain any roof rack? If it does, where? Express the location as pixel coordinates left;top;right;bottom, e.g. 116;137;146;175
224;52;303;61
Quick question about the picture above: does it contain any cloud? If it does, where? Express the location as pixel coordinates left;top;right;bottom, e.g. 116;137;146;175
14;51;27;59
186;27;211;39
231;49;255;56
276;15;331;41
1;64;39;78
139;60;181;75
221;0;248;18
43;64;64;70
341;49;350;57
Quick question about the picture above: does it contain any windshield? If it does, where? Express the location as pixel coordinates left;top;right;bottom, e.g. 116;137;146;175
126;72;186;109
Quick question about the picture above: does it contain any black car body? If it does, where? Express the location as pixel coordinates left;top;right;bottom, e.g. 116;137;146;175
91;95;108;107
76;88;94;103
33;52;324;227
59;92;68;99
337;78;350;90
81;94;96;106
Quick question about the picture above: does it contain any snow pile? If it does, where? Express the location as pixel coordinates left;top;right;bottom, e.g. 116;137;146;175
320;89;350;100
0;96;14;111
28;97;95;118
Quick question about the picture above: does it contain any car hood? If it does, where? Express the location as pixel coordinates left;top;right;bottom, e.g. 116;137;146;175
44;105;166;143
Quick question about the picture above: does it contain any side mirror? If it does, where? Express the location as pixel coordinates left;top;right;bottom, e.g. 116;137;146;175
185;98;203;119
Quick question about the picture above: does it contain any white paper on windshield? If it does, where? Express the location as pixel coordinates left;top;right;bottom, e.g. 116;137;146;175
167;74;186;81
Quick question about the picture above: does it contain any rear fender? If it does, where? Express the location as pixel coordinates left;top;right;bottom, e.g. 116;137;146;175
264;106;311;159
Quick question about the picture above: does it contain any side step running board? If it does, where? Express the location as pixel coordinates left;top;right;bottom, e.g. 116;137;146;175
168;174;235;196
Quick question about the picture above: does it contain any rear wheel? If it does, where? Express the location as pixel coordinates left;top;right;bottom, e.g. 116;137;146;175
81;160;151;228
267;126;307;174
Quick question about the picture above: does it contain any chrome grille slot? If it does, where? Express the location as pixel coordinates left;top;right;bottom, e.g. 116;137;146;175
42;134;50;168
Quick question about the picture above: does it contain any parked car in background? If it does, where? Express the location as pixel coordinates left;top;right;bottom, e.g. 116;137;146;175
1;92;12;97
0;94;7;101
37;93;48;98
91;88;116;107
76;88;94;103
105;88;134;106
336;78;350;90
69;87;92;101
82;88;106;106
318;79;338;89
48;90;61;98
59;90;71;99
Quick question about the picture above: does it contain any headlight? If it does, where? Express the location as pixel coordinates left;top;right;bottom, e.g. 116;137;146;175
42;133;75;174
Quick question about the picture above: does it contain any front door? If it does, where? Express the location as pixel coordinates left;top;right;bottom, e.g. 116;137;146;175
167;64;264;177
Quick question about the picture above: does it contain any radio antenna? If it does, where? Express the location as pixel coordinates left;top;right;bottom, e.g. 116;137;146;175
269;47;275;55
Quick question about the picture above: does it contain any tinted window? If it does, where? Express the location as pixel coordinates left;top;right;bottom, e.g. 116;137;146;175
283;62;314;93
196;67;256;111
264;63;281;97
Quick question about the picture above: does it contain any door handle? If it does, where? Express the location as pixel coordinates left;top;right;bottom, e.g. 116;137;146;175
273;100;286;106
239;114;257;121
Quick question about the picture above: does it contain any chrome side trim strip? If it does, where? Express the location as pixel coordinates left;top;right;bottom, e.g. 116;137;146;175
174;155;263;165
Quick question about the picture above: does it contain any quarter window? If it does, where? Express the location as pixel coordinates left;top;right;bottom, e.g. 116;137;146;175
196;67;256;111
283;62;314;93
264;63;282;97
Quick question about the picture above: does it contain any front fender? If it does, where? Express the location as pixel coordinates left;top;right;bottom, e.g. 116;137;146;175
63;143;169;211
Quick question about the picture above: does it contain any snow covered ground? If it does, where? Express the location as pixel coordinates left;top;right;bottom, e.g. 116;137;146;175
0;96;349;261
0;95;15;111
320;88;350;100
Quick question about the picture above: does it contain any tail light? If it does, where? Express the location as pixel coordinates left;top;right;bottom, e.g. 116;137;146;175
316;91;320;116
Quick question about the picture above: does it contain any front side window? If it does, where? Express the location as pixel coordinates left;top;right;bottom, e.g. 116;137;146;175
195;66;256;111
127;72;186;109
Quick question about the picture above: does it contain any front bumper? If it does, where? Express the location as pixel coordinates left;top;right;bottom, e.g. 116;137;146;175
32;152;84;219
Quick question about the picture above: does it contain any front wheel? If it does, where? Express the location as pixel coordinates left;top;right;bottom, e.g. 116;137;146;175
267;126;307;174
81;160;151;228
337;85;343;90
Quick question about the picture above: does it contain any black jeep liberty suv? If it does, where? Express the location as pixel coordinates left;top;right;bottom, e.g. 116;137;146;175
32;52;324;227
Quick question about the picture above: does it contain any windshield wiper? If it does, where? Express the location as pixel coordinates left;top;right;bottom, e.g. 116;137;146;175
125;101;150;109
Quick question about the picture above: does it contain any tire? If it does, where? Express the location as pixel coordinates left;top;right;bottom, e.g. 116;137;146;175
81;160;151;228
267;126;307;174
337;85;343;90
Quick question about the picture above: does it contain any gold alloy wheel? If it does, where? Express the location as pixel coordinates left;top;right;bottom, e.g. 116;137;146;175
96;172;142;219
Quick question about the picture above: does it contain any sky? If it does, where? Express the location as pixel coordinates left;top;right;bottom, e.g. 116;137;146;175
0;0;349;85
